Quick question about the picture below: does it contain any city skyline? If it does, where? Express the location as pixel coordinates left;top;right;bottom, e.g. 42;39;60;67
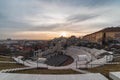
0;0;120;40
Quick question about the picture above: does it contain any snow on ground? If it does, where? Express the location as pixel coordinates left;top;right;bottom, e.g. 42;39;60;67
66;46;113;68
0;73;108;80
13;46;113;69
13;57;48;68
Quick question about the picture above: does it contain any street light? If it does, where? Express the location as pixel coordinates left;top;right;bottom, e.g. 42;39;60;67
76;59;77;68
34;51;38;68
35;51;38;68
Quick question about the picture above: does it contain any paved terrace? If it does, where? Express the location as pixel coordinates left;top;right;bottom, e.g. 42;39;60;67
0;73;108;80
109;72;120;80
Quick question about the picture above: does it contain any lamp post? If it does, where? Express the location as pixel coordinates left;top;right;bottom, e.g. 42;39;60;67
35;51;38;68
37;49;42;68
76;59;77;68
34;51;38;68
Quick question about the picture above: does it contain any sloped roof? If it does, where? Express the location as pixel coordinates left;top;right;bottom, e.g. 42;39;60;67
100;27;120;32
83;27;120;37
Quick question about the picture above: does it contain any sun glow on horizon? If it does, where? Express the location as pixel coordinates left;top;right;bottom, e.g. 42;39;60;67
12;31;82;40
59;32;68;37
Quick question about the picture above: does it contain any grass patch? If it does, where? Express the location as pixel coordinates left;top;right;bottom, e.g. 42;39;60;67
112;57;120;62
0;63;26;70
0;56;14;62
15;68;81;74
84;64;120;80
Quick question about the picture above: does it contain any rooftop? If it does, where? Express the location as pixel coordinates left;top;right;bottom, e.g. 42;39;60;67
84;27;120;37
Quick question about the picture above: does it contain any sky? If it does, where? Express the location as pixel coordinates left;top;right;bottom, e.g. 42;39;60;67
0;0;120;40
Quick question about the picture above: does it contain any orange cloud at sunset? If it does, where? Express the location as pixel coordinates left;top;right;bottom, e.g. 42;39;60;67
12;31;82;40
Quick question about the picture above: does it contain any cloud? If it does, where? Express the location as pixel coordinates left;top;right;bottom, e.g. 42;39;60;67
67;14;99;23
29;24;59;31
0;0;120;39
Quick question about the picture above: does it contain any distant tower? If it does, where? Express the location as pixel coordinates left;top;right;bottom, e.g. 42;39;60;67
102;32;106;46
